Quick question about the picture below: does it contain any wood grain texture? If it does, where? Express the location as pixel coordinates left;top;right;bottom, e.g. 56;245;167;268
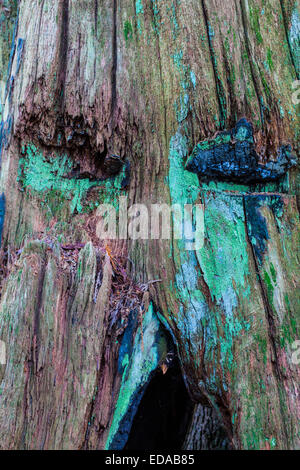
0;0;299;449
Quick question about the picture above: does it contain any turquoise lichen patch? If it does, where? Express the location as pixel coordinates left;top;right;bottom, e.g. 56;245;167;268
135;0;144;15
168;130;199;207
135;0;144;35
167;128;253;390
197;193;249;301
18;143;126;216
194;193;251;376
151;0;161;36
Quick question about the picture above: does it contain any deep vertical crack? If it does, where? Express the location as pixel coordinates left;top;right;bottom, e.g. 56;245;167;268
56;0;69;112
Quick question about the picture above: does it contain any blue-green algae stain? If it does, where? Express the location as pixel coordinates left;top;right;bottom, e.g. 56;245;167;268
18;144;126;216
105;303;168;450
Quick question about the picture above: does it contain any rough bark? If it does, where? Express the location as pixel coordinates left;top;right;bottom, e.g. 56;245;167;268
0;0;299;450
183;404;230;450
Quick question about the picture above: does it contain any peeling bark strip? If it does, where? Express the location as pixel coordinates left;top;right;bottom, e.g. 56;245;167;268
0;0;299;450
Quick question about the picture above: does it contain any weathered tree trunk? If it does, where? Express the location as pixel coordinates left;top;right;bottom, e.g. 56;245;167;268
0;0;299;450
183;404;230;450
